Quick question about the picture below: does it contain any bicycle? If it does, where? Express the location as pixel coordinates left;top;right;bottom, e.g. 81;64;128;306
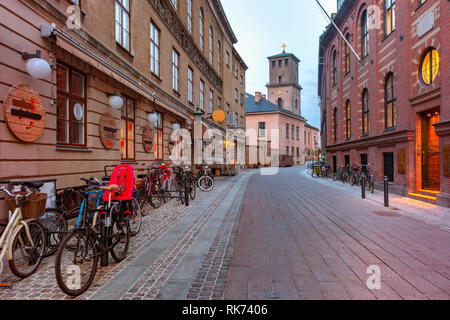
0;182;47;279
54;183;130;296
136;166;164;213
197;165;214;192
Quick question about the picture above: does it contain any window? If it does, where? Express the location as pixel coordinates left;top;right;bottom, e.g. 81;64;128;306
278;76;283;84
258;122;266;137
296;126;299;140
217;41;221;75
297;148;299;158
286;123;289;139
153;111;163;161
234;66;238;78
277;98;283;108
188;67;193;103
333;107;337;143
209;90;213;114
171;0;177;10
115;0;130;51
240;75;243;85
199;8;204;51
56;64;86;146
172;49;179;92
226;51;230;67
278;60;282;67
344;33;350;75
285;59;289;66
209;27;213;64
199;80;204;111
217;97;221;110
384;0;396;37
286;147;289;156
361;10;369;58
121;96;135;160
272;61;276;68
240;94;244;106
295;99;298;109
291;125;295;140
332;50;337;85
292;147;295;157
420;48;439;86
187;0;192;34
345;100;351;139
385;73;396;129
226;103;230;121
362;89;369;135
235;89;238;101
150;22;160;76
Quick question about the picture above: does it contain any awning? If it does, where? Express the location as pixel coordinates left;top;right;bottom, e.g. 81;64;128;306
54;30;193;121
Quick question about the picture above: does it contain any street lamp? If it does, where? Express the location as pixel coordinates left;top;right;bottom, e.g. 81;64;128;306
106;91;124;109
22;50;51;79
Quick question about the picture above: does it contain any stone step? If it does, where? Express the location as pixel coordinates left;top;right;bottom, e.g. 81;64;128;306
408;192;437;205
418;189;440;198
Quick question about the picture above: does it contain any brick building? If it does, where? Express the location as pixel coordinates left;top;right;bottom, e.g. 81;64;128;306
0;0;247;215
246;49;319;167
318;0;448;206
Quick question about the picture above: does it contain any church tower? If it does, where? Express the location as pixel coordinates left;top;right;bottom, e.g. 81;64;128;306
266;45;303;116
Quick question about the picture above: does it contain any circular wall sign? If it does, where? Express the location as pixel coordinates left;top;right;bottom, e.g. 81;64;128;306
99;113;117;149
3;84;46;143
212;110;226;123
142;127;153;153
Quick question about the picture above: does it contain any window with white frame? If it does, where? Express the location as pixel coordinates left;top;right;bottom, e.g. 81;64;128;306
209;27;213;64
199;8;204;51
115;0;130;51
188;67;193;103
150;22;160;76
200;80;204;110
209;90;213;114
187;0;192;34
172;49;179;92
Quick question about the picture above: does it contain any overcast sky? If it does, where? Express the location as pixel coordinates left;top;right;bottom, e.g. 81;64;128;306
221;0;337;129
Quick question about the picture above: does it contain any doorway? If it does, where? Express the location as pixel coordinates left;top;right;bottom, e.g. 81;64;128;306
383;153;394;182
420;109;440;191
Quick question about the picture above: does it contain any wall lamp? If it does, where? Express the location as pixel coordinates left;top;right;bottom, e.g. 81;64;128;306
106;91;124;109
22;50;51;79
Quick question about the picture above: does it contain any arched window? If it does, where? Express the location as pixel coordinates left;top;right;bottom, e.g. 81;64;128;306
277;98;283;108
333;107;338;143
344;33;350;74
361;10;369;58
199;8;204;50
385;73;396;129
345;100;351;139
362;89;369;135
420;47;439;86
332;50;337;85
384;0;396;36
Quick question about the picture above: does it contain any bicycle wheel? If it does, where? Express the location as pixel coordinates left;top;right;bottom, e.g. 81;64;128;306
109;218;130;262
65;205;82;221
198;176;214;192
127;198;142;237
136;186;149;216
40;209;68;258
55;229;98;296
9;220;46;278
150;183;163;209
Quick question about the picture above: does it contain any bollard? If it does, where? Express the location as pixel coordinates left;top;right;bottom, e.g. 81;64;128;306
361;173;366;199
100;216;110;267
384;176;389;207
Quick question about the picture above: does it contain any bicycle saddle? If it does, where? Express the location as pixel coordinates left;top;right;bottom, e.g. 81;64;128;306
22;181;44;190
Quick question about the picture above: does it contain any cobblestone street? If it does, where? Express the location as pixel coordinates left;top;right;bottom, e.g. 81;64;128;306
1;167;449;300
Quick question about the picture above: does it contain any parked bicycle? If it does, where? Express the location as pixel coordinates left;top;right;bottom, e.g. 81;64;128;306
197;165;214;192
55;165;134;296
0;182;47;279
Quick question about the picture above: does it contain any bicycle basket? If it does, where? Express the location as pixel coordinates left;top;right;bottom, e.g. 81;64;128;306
6;192;48;219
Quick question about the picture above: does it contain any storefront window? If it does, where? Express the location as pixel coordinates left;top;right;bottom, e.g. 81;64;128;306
121;96;135;160
57;64;86;147
154;111;163;161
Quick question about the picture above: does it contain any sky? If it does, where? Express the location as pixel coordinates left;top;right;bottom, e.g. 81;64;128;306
221;0;337;130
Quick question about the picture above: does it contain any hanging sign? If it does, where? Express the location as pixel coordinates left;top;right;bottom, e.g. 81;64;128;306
99;113;117;149
142;127;153;153
3;84;46;143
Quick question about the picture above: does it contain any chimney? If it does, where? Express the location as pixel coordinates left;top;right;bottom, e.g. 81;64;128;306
255;92;262;103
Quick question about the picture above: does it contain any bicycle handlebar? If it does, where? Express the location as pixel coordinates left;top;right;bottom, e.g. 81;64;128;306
0;185;33;199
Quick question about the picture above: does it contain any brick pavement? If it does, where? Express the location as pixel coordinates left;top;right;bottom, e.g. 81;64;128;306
224;166;450;300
